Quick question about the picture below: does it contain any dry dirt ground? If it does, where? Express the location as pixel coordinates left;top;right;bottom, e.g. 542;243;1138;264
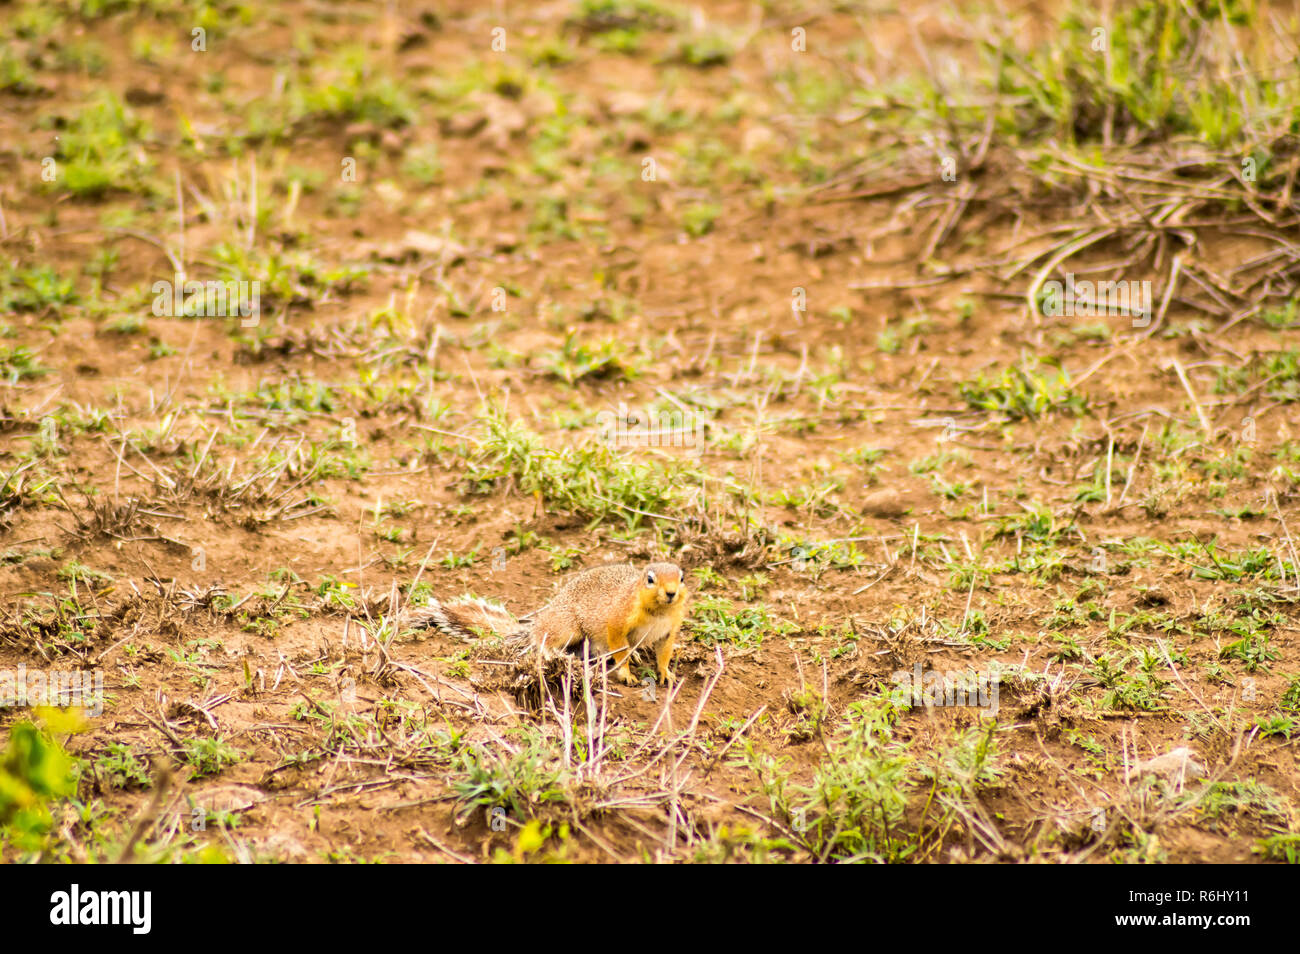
1;0;1299;863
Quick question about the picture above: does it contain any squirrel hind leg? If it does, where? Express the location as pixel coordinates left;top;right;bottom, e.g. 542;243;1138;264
531;606;584;653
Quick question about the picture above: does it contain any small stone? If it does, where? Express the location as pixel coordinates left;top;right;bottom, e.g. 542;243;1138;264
861;489;908;518
1134;747;1206;782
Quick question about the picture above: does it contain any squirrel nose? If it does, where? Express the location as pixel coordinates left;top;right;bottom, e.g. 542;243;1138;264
664;591;676;602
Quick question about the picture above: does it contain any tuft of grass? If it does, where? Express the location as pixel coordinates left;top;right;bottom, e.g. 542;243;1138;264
667;32;734;68
567;0;680;37
958;358;1085;420
541;333;638;385
95;743;151;790
681;202;722;237
183;737;245;778
449;726;572;826
462;407;685;530
47;91;155;197
690;595;792;648
1255;832;1300;863
0;345;52;383
744;698;917;863
1;265;78;315
996;0;1288;148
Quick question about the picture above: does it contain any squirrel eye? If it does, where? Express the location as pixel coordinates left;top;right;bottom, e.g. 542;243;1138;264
646;571;656;585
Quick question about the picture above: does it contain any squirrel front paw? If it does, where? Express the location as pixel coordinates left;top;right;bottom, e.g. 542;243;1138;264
616;666;638;687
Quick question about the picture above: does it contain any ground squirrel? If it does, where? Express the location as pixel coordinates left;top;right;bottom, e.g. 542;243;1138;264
403;561;688;687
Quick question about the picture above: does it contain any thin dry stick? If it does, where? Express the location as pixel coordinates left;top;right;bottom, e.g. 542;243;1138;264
1154;640;1225;734
661;646;728;854
1268;486;1300;575
116;763;173;864
175;168;186;277
1104;436;1114;508
1170;358;1213;436
1071;342;1135;388
397;537;442;619
1024;229;1117;314
417;827;475;863
959;571;977;635
1144;252;1183;337
851;562;895;596
705;705;767;770
1112;421;1149;511
583;641;595;774
609;651;721;789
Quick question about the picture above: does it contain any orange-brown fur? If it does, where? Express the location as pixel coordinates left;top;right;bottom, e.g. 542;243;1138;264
531;562;687;685
402;561;688;686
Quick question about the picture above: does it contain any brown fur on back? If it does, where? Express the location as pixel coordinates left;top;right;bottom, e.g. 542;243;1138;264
402;562;686;683
532;562;685;658
533;564;644;645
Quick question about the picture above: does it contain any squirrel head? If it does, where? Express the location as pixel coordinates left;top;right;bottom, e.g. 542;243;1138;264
641;562;684;609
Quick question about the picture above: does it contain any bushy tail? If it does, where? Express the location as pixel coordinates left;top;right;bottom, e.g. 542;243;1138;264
399;596;530;646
